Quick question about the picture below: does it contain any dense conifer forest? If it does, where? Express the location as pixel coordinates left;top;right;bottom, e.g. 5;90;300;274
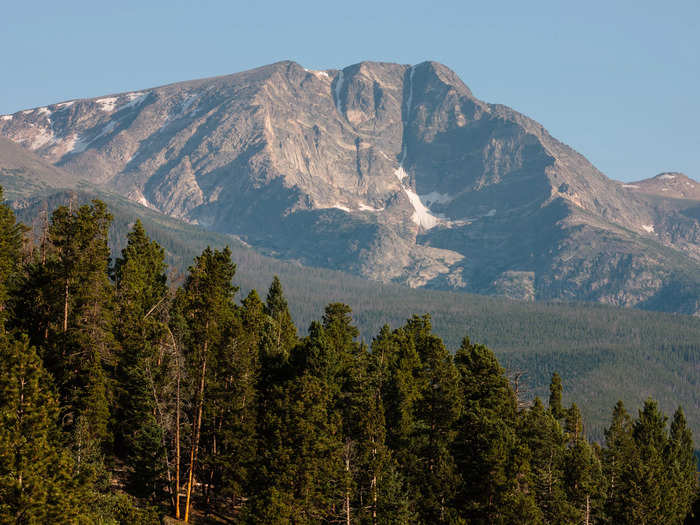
0;189;698;523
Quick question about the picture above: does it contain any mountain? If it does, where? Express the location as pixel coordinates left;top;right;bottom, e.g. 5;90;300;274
0;136;84;199
1;60;699;314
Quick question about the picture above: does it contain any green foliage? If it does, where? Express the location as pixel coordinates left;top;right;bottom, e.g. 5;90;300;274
0;186;25;331
0;334;87;523
1;196;698;524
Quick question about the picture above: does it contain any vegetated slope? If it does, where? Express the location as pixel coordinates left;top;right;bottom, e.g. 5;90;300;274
0;136;84;199
12;188;700;439
2;61;699;314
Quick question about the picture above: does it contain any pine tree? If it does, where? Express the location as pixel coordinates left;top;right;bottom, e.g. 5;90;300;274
453;337;535;524
665;408;698;524
602;400;634;522
247;321;345;523
562;403;605;524
263;275;297;360
393;315;462;523
0;186;25;332
549;372;565;420
616;399;670;524
172;246;237;522
114;220;170;502
518;397;573;522
0;334;87;522
211;290;263;511
38;200;116;445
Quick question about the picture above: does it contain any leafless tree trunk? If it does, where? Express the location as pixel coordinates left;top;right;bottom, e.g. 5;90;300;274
184;333;208;523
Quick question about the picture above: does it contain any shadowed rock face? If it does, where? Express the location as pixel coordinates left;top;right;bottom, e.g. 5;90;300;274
1;60;699;314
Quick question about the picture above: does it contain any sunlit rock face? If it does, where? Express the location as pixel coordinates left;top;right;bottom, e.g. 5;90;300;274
2;60;699;313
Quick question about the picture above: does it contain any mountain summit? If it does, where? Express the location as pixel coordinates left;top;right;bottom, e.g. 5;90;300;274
1;60;699;313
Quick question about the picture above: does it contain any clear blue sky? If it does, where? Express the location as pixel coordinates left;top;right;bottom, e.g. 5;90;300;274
1;0;697;182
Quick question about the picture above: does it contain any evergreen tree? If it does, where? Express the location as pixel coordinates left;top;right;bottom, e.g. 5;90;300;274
0;186;25;332
563;403;605;524
396;315;462;523
0;334;87;523
549;372;564;420
617;399;669;524
114;220;169;502
518;397;573;522
453;337;538;524
665;408;698;524
211;290;263;511
172;246;237;522
32;200;116;445
263;275;297;359
602;400;634;522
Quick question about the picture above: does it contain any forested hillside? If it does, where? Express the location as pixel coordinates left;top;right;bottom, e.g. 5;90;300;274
13;189;700;438
0;189;698;523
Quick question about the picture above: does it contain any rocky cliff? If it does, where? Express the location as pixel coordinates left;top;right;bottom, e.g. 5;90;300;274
1;60;698;313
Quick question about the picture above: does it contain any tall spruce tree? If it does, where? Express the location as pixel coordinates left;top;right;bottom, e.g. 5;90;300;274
602;400;634;522
172;246;237;523
518;397;573;522
114;220;170;502
263;275;297;359
21;200;117;446
0;186;25;332
209;290;263;512
549;372;565;420
665;408;698;524
398;315;462;523
616;399;669;524
453;337;539;524
0;334;88;523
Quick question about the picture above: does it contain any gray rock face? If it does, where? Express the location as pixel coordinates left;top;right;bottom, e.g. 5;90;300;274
1;60;699;313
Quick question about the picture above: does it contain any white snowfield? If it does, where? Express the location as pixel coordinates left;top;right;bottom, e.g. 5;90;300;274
96;97;118;112
642;224;655;233
0;115;12;121
403;186;444;229
659;174;676;180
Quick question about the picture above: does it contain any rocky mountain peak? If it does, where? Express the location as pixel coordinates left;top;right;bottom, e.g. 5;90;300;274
1;60;699;314
623;172;700;201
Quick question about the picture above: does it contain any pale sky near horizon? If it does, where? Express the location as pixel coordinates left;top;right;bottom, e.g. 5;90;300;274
1;0;697;182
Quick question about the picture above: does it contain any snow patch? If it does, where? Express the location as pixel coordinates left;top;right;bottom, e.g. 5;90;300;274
394;166;408;182
96;97;118;112
21;110;33;115
127;189;155;209
359;203;384;212
332;204;351;212
304;68;330;79
66;133;89;154
659;174;676;180
30;127;55;149
622;184;640;189
641;224;655;233
486;209;497;217
37;107;51;116
55;101;75;109
119;92;147;111
0;115;12;121
404;187;444;230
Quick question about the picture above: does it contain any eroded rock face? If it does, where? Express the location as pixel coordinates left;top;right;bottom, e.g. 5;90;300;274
1;60;699;313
